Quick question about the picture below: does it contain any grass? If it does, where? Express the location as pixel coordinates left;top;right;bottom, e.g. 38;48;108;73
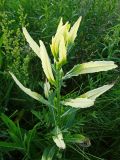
0;0;120;159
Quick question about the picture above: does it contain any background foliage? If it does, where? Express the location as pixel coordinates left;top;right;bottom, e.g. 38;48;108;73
0;0;120;159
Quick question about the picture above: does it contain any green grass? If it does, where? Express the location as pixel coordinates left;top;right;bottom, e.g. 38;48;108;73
0;0;120;159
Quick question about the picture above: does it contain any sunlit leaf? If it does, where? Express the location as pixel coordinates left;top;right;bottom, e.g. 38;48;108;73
22;27;40;58
80;84;114;100
68;16;82;44
9;72;48;105
40;40;55;84
52;127;66;149
64;61;117;79
62;98;94;108
59;35;67;65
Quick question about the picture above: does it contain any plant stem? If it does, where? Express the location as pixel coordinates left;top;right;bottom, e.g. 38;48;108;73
56;66;61;126
51;104;57;127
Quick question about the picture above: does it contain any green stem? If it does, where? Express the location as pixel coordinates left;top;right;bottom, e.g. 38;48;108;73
56;66;61;126
50;104;57;127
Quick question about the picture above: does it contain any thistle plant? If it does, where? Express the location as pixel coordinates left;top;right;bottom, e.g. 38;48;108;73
9;17;117;156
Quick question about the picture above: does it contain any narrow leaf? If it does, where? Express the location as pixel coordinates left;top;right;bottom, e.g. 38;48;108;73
59;35;67;65
68;16;82;43
62;98;94;108
0;142;23;150
44;80;50;98
41;146;56;160
9;72;48;105
22;27;40;58
64;61;117;79
65;134;86;143
80;84;114;100
39;40;55;84
53;127;66;149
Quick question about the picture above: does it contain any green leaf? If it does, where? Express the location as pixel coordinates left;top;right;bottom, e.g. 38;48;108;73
65;134;86;143
64;110;76;129
0;35;3;47
0;142;23;151
1;113;17;133
23;123;39;154
65;134;91;147
31;110;42;120
0;52;3;68
1;114;23;146
41;146;56;160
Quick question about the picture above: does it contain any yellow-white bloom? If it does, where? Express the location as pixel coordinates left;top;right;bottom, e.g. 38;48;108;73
9;72;44;102
62;98;94;108
53;131;66;149
50;22;69;59
50;16;82;63
58;35;67;65
64;61;117;79
68;16;82;44
80;84;114;100
22;27;40;58
40;40;55;84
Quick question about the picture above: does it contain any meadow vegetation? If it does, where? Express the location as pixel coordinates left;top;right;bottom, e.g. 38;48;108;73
0;0;120;159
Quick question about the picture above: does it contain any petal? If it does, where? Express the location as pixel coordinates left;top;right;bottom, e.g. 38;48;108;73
80;84;114;100
39;40;55;84
22;27;40;58
62;98;94;108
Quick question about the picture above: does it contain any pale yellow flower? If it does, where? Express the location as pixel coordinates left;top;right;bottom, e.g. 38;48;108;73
50;22;69;59
50;16;82;63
